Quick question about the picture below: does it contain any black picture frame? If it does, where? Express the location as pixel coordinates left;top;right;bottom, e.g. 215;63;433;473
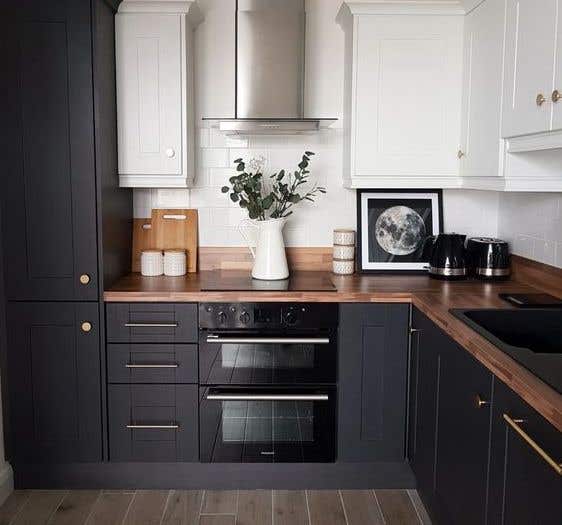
356;189;444;274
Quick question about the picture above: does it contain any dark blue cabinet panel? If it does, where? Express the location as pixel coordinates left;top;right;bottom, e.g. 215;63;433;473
1;0;98;301
7;302;102;463
338;303;409;461
488;380;562;524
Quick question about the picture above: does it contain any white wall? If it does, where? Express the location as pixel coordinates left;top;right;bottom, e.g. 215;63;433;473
134;0;499;246
498;192;562;268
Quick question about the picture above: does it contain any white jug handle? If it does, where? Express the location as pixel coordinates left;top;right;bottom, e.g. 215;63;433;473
238;218;257;259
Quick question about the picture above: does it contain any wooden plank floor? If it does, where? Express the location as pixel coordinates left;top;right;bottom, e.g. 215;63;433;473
0;489;431;525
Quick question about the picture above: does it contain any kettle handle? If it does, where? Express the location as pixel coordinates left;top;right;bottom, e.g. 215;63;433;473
238;218;257;259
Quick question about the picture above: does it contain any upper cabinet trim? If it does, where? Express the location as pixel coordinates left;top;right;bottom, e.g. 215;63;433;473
119;0;202;19
343;0;466;16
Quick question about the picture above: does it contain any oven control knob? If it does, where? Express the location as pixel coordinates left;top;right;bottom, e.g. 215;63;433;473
217;311;227;325
239;311;250;325
284;310;298;325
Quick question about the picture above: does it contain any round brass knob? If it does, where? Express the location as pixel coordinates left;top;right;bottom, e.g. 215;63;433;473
536;93;547;106
79;274;91;285
81;321;92;333
552;90;561;103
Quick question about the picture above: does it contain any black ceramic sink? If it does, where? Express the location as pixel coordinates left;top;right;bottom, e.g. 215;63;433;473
451;308;562;393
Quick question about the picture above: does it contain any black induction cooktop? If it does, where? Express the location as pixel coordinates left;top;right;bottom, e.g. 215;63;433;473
200;271;337;292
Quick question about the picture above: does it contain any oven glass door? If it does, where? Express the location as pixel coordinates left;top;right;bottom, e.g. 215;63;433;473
199;331;337;385
199;386;336;463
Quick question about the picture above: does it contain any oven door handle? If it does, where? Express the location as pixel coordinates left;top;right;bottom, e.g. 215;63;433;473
205;392;329;401
205;336;330;345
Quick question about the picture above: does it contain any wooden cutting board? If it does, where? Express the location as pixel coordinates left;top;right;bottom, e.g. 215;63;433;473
131;209;198;273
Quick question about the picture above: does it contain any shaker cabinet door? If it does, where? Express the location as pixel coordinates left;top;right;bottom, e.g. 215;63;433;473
488;381;562;524
434;342;494;525
6;302;102;463
352;14;462;180
0;0;98;301
115;13;183;178
502;0;558;138
459;0;505;179
338;303;409;461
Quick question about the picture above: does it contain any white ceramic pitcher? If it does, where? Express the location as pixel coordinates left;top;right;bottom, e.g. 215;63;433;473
239;218;289;280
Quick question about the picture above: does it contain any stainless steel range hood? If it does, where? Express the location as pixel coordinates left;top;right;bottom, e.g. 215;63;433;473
203;0;337;135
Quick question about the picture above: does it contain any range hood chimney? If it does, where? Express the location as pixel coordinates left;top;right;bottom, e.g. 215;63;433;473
203;0;337;135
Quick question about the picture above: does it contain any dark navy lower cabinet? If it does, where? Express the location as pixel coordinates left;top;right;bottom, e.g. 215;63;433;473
7;302;102;463
408;308;441;503
108;384;198;462
433;339;493;525
410;308;562;525
338;303;409;461
488;381;562;524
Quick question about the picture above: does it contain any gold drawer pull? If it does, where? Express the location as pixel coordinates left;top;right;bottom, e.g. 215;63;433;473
125;363;179;368
126;423;179;430
503;414;562;476
124;322;178;328
552;90;561;103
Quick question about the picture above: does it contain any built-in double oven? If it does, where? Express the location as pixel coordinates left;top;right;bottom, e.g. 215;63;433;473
198;302;338;463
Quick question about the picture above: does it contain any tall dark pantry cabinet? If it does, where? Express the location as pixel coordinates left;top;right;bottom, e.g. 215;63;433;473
0;0;131;480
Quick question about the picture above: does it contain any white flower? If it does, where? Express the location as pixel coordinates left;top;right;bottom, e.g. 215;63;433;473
246;155;266;173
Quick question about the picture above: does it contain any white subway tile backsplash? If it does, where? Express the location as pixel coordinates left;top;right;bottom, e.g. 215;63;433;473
199;148;229;168
208;167;237;187
498;192;562;268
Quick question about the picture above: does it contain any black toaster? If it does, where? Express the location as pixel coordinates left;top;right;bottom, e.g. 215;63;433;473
466;237;511;280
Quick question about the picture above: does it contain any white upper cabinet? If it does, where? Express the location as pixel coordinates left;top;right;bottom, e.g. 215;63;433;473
459;0;506;184
500;0;562;155
502;0;558;141
339;2;464;189
116;1;201;188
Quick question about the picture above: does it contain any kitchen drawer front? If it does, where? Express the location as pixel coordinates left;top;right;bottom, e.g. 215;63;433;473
106;303;197;343
107;344;198;384
108;384;198;462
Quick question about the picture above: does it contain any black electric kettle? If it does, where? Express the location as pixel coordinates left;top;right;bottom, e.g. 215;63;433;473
423;233;468;280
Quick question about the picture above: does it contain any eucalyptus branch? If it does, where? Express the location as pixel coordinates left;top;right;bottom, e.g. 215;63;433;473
221;151;325;220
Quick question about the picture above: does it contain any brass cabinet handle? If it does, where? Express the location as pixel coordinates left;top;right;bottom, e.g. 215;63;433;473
457;149;465;159
503;414;562;476
125;363;179;369
552;90;561;103
126;423;179;430
536;93;547;106
475;394;489;408
79;274;91;285
124;322;178;328
81;321;92;333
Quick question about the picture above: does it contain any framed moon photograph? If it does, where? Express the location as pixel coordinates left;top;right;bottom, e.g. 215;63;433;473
357;189;443;272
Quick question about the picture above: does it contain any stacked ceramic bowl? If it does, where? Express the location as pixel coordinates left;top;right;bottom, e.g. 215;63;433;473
332;229;355;275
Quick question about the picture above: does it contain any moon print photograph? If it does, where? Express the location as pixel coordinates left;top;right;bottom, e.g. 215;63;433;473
357;190;443;272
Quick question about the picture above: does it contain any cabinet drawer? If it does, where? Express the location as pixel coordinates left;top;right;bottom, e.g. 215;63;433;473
106;303;197;343
108;384;198;462
108;344;197;384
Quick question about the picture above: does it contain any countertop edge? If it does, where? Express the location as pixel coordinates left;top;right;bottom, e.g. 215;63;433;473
412;295;562;434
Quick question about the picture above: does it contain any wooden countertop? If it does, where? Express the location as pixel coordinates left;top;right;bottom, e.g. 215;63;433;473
104;271;562;433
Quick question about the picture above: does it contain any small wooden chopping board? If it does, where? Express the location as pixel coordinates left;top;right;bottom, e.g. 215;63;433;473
131;209;198;273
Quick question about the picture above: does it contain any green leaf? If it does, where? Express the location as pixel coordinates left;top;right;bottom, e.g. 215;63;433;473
236;163;245;172
262;194;274;209
230;193;239;202
298;161;308;170
233;158;243;163
221;186;230;193
289;194;301;203
305;151;315;156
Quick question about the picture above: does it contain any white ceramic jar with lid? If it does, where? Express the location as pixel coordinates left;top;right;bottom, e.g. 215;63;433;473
164;249;187;276
141;250;164;276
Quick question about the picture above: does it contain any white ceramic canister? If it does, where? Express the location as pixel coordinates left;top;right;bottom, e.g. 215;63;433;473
333;244;355;260
333;258;355;275
141;250;164;276
333;229;355;246
164;249;187;276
